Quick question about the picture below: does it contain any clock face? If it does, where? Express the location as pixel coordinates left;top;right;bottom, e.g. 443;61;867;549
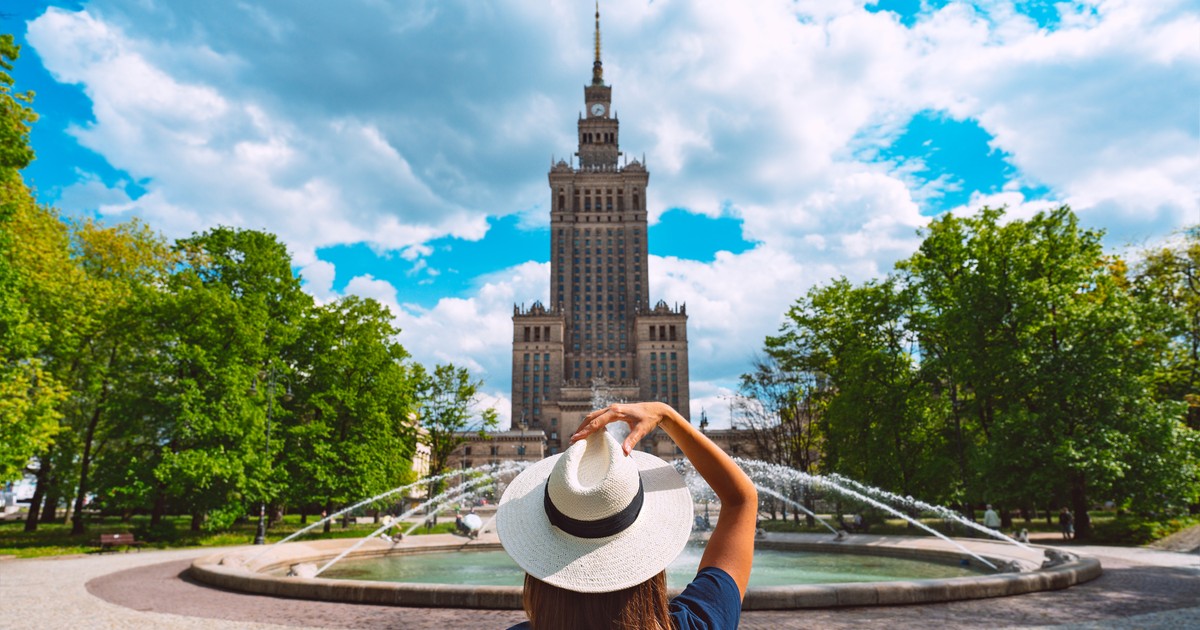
591;103;606;117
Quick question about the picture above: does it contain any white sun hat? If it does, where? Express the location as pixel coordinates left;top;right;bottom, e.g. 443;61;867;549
496;430;693;593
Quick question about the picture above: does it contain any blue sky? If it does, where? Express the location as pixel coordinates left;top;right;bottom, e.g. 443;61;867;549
11;0;1199;427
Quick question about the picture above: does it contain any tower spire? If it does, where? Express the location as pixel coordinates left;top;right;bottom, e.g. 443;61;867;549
592;1;604;86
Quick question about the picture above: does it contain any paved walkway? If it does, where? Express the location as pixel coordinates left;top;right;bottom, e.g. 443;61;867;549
1;540;1197;629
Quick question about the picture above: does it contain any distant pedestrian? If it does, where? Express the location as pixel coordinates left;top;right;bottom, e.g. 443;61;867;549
380;515;403;543
1059;507;1074;540
983;504;1001;530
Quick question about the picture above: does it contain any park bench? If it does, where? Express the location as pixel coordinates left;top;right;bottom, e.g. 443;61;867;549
96;532;144;553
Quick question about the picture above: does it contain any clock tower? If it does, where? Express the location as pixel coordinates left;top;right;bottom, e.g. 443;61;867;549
512;2;690;454
579;5;619;169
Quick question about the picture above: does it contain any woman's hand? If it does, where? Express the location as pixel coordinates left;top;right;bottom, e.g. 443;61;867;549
578;400;758;597
570;402;671;456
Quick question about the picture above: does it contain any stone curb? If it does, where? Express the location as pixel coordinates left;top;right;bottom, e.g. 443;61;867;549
189;533;1102;610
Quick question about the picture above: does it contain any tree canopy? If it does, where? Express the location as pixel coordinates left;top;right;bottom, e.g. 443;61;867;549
0;36;498;537
415;363;499;495
752;207;1200;538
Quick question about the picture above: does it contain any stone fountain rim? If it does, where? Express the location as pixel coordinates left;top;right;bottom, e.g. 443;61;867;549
188;533;1102;610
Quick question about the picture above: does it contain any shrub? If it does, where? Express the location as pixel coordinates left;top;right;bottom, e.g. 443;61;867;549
1090;515;1200;545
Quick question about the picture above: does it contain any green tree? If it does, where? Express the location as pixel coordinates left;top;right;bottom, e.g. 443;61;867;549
415;363;498;496
899;207;1198;536
99;227;310;531
767;278;952;505
0;34;36;175
1132;226;1200;428
60;219;174;534
736;354;826;524
280;296;419;532
1130;226;1200;512
895;207;1023;514
0;182;67;488
2;191;81;531
111;257;259;530
760;206;1198;538
736;355;824;475
0;32;62;494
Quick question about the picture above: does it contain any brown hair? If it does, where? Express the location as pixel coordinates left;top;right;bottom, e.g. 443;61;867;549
522;571;673;630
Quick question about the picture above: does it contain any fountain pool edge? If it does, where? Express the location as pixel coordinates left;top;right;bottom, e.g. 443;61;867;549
188;532;1102;610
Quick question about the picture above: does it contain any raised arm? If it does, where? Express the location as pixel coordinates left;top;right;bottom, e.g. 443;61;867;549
571;402;758;597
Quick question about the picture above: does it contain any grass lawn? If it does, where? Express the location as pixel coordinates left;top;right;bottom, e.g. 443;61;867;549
757;511;1199;546
4;510;1194;558
0;513;463;558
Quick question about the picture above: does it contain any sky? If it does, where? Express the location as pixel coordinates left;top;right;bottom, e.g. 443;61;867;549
7;0;1199;429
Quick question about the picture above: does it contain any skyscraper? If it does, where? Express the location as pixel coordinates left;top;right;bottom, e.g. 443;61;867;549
511;5;689;454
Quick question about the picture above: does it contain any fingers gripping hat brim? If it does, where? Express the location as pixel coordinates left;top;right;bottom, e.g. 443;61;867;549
497;450;693;593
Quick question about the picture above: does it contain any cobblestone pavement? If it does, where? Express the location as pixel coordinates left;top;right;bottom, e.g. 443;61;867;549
2;542;1197;629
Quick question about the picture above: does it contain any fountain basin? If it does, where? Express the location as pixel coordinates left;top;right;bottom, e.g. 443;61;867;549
315;547;986;587
190;532;1100;610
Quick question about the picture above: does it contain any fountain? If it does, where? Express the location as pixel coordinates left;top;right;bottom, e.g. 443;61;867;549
739;461;1001;570
317;545;987;587
191;456;1101;610
825;472;1032;549
309;467;522;578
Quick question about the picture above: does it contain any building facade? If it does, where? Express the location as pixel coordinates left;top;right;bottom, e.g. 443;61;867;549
511;8;690;455
445;429;548;473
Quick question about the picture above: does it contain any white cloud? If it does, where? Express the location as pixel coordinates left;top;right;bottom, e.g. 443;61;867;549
343;274;400;308
25;0;1199;417
318;261;549;430
55;170;135;215
28;7;486;267
299;260;337;302
646;244;867;415
908;0;1199;230
948;190;1063;224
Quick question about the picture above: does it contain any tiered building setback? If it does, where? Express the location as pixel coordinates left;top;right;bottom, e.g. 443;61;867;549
512;6;689;454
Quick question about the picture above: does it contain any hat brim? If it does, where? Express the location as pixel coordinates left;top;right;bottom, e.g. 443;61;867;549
497;450;694;593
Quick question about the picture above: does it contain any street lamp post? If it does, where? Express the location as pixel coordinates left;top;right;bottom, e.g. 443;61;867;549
252;366;291;545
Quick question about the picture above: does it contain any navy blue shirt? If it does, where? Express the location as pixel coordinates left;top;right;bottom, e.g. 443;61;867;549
507;566;742;629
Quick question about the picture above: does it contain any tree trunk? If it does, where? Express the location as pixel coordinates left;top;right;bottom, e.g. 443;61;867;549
1071;476;1090;540
191;512;204;532
804;491;816;527
950;383;971;500
323;499;332;534
24;460;50;532
150;486;167;528
40;483;59;523
61;493;74;529
1001;507;1013;530
71;385;109;535
300;506;308;525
